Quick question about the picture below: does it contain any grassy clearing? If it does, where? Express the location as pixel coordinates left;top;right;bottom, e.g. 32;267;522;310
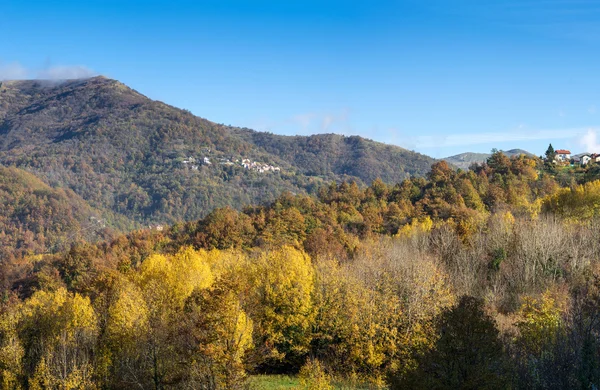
246;375;299;389
246;375;375;389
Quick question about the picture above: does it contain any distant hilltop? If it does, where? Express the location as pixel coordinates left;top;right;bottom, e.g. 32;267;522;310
443;149;533;170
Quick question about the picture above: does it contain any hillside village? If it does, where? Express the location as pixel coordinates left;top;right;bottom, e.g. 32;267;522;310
552;148;600;165
181;155;281;173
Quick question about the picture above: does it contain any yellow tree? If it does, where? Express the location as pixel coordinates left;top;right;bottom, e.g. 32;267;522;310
543;180;600;222
0;298;24;390
515;291;566;356
181;278;253;389
20;288;98;390
134;246;214;389
98;275;149;388
246;246;315;368
312;239;454;384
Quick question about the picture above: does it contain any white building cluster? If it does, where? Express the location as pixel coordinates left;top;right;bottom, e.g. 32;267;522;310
241;159;281;173
181;155;281;173
554;149;600;165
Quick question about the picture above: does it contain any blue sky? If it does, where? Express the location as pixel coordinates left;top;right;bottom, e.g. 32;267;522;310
2;0;600;158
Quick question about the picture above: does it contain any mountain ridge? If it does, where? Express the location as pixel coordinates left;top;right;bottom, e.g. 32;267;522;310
443;148;534;169
0;76;438;242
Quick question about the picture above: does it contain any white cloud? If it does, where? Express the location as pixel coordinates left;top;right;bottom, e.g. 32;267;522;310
291;113;315;132
579;129;600;152
321;114;335;131
0;60;97;81
413;127;592;149
36;65;96;80
320;109;349;132
0;62;28;80
263;109;352;136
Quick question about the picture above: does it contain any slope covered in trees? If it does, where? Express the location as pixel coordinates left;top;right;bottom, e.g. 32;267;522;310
234;130;434;183
0;165;128;261
0;77;436;231
4;152;600;388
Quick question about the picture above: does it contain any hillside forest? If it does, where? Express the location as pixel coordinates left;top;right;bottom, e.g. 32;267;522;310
2;150;600;389
0;77;435;238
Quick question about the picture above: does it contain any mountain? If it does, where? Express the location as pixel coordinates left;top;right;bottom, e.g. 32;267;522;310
235;130;435;184
443;149;534;170
0;76;437;234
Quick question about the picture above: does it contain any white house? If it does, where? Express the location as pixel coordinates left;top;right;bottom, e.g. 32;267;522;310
555;149;571;162
582;155;592;165
572;153;593;165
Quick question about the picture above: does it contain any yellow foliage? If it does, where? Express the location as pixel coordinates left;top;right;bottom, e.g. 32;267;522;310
543;180;600;221
22;288;98;390
205;248;248;279
500;210;515;226
396;216;433;238
22;288;97;343
298;359;333;390
313;240;454;382
106;279;149;346
137;246;213;311
0;302;24;390
184;280;254;388
29;357;97;390
249;246;315;360
516;291;567;355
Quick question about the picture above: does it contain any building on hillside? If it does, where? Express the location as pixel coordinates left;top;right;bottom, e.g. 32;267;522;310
582;155;592;165
571;153;593;165
554;149;571;162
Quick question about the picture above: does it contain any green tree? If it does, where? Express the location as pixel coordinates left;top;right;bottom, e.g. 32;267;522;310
545;144;556;162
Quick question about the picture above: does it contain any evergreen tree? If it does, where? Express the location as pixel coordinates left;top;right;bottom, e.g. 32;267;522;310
545;144;556;162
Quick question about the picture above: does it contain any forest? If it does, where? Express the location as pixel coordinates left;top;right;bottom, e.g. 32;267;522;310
0;76;435;233
2;151;600;389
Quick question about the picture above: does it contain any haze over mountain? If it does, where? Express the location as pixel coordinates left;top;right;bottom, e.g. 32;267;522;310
0;76;436;250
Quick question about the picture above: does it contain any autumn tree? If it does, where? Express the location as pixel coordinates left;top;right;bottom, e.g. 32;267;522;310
0;297;24;389
392;296;507;390
20;288;98;389
181;278;253;389
245;246;315;370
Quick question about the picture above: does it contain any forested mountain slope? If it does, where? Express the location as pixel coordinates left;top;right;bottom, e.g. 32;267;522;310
0;165;126;260
234;129;435;183
0;77;436;230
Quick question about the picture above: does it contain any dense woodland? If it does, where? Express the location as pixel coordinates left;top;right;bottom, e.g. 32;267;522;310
0;165;126;261
2;150;600;388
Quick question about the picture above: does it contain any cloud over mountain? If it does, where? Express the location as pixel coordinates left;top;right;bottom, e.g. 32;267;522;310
0;59;96;81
